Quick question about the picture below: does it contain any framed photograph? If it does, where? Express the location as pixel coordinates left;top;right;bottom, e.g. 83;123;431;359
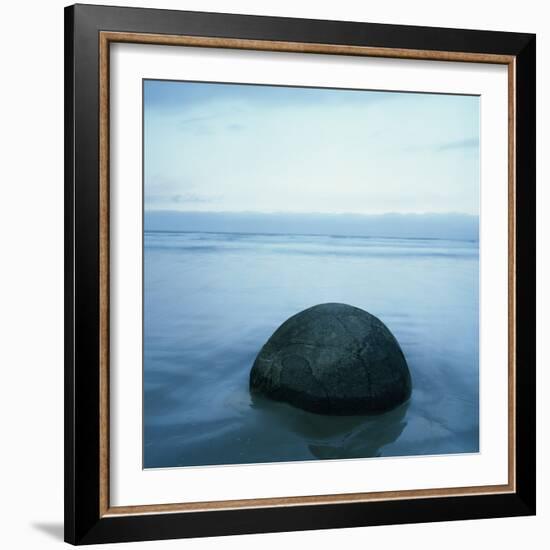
64;3;536;545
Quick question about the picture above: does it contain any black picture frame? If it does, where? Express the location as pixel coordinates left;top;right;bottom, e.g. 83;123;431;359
65;3;536;545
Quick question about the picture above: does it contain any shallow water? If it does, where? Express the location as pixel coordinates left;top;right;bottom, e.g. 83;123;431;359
143;231;479;468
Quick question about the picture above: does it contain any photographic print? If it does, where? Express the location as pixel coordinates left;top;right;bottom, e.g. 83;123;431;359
143;79;480;469
66;7;536;542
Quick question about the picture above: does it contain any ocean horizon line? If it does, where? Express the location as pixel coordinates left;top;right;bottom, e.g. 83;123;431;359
144;210;479;242
144;228;479;243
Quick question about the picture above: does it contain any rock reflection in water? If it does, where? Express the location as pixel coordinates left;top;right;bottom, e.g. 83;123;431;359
250;393;409;461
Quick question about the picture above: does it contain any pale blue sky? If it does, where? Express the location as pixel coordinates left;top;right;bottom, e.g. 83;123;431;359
144;80;480;215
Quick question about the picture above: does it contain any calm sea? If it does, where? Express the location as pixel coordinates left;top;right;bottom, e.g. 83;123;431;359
143;231;479;468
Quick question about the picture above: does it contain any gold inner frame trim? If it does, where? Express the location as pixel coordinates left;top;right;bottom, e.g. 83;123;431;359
98;31;517;517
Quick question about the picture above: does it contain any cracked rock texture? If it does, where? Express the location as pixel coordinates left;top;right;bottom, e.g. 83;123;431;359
249;303;411;415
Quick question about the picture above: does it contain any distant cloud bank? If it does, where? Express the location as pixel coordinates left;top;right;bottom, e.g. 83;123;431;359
145;211;479;241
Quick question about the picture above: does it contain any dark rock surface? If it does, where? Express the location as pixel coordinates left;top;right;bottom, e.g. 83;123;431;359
249;303;411;415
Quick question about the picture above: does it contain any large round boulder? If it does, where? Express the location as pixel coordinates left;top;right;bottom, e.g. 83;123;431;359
250;303;411;415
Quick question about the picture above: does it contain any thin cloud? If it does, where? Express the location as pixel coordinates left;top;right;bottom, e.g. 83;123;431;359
178;114;220;128
170;193;216;204
227;123;246;132
145;193;218;206
436;138;479;152
401;137;479;154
